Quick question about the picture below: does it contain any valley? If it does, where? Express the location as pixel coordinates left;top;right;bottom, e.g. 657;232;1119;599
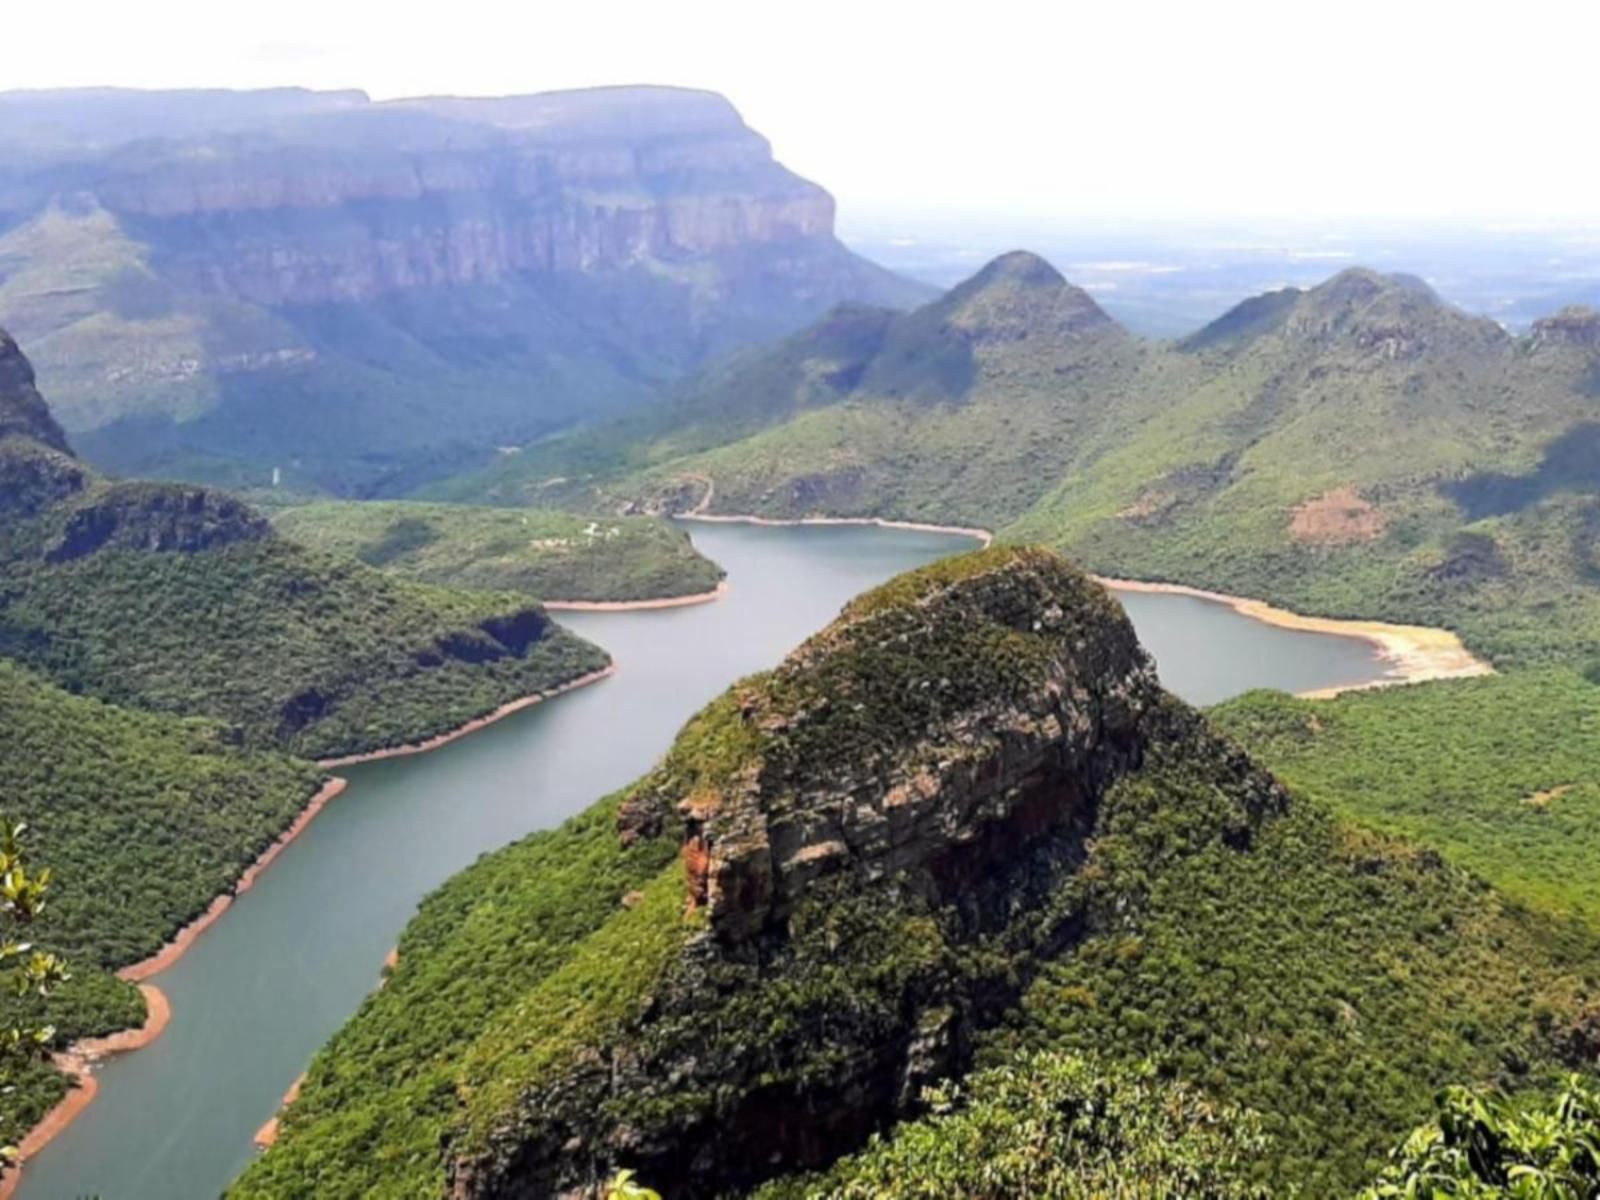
1;61;1598;1200
13;522;1424;1200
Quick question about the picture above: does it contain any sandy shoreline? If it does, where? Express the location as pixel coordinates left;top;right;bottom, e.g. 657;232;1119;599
316;664;617;768
676;511;995;545
2;666;618;1188
120;777;349;982
543;580;729;612
0;984;171;1200
1095;575;1493;696
674;507;1483;697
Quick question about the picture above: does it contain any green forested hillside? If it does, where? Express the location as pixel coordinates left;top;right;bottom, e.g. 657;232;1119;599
440;256;1600;667
0;330;609;759
0;324;617;1154
272;501;723;603
1213;669;1600;933
236;549;1599;1199
0;660;329;1147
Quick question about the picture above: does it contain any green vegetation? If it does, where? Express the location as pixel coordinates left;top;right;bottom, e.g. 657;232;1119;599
1212;670;1600;933
0;660;324;967
0;816;71;1163
757;1052;1271;1199
230;791;686;1198
996;735;1596;1194
442;257;1600;668
0;812;144;1163
0;332;611;759
1361;1076;1600;1198
273;500;722;603
242;547;1600;1197
0;536;608;758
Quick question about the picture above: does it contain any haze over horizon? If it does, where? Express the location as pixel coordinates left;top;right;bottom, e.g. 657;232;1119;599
6;0;1599;231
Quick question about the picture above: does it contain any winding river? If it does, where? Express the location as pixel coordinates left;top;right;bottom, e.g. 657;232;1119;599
17;523;1392;1199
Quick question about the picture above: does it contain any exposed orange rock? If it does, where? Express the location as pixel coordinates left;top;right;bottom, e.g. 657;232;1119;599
1290;486;1387;544
1525;785;1575;808
253;1072;306;1149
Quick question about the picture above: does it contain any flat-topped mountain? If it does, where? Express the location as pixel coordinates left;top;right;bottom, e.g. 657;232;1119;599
0;85;930;492
237;547;1595;1197
0;327;606;757
446;251;1600;668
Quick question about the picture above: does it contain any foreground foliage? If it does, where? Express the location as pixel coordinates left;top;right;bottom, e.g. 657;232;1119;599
1362;1076;1600;1198
273;500;723;603
0;817;70;1165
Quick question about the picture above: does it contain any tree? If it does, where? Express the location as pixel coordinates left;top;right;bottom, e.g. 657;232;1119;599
0;818;70;1164
1361;1078;1600;1198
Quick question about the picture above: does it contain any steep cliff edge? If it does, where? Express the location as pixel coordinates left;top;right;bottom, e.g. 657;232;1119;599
0;86;930;491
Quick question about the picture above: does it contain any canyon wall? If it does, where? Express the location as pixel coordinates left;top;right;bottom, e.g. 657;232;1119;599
0;87;929;490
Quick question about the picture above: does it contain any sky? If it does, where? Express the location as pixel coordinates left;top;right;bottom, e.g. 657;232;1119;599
5;0;1599;228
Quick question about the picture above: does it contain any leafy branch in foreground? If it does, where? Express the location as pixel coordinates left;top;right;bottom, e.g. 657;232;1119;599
606;1168;662;1200
1362;1077;1600;1198
0;817;70;1164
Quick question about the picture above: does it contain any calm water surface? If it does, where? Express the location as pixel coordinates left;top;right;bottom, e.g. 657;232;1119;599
19;524;1389;1199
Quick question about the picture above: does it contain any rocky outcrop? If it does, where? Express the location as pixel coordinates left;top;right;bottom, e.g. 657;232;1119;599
1531;306;1600;350
47;483;272;561
0;329;72;454
649;548;1160;948
456;548;1287;1198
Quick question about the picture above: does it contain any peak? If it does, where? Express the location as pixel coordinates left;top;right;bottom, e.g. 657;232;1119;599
968;250;1069;289
0;328;72;456
936;252;1114;343
619;546;1157;946
1309;267;1439;307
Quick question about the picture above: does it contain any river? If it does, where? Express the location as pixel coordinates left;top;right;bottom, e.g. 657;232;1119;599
17;523;1391;1199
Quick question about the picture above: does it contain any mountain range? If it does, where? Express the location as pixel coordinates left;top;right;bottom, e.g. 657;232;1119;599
441;251;1600;668
0;85;929;493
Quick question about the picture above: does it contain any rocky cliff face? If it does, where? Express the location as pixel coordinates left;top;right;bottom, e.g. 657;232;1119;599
0;86;928;490
451;548;1286;1198
0;329;72;454
85;89;841;307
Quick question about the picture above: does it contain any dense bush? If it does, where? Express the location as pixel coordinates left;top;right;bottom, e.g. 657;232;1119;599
758;1051;1272;1199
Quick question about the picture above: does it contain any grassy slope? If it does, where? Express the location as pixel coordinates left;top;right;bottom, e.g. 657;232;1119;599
231;792;687;1198
272;501;723;603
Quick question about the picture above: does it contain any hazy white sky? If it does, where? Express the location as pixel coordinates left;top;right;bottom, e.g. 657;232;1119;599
6;0;1598;227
